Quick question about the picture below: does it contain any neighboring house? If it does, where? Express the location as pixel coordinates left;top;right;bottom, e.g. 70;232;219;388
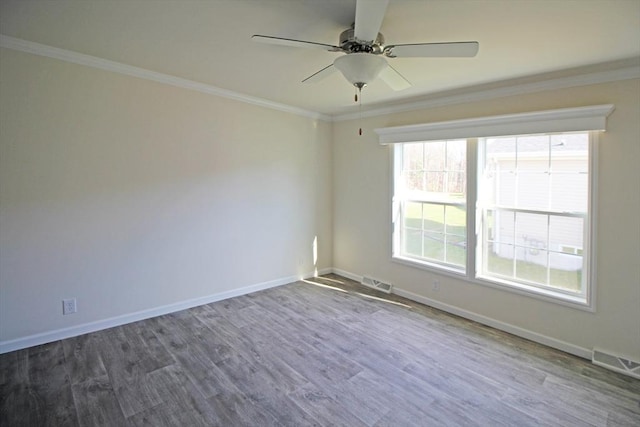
483;133;588;273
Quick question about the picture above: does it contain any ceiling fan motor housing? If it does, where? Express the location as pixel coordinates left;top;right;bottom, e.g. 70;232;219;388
339;28;385;54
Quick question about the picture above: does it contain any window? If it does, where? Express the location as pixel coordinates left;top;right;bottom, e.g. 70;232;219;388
380;105;614;308
396;140;467;271
477;132;589;296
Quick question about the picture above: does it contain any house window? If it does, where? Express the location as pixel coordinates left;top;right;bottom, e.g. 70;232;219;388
477;132;589;296
396;140;467;271
380;105;614;309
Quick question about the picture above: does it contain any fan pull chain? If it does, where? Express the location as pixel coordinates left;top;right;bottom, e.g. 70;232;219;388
358;86;363;136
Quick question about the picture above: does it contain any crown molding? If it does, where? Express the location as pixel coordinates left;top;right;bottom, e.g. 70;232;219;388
0;34;332;122
333;59;640;122
2;35;638;124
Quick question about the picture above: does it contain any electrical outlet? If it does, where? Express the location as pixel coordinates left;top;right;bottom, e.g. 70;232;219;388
432;280;440;292
62;298;77;315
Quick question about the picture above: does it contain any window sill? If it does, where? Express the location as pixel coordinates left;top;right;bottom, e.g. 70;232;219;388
392;255;467;277
391;255;594;312
474;274;593;311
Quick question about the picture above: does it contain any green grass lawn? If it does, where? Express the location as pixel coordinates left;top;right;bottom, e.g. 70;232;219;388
403;202;466;267
486;253;582;292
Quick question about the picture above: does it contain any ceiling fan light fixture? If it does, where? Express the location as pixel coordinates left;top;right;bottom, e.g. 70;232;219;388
333;53;387;88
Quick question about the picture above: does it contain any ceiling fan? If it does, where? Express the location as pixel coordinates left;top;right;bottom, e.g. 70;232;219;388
252;0;479;92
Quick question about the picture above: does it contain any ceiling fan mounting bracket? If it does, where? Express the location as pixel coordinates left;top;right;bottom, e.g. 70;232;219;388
339;28;385;55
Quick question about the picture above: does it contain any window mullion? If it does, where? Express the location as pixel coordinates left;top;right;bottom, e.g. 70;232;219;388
467;138;478;279
420;203;425;259
546;137;552;286
443;205;448;264
546;213;551;286
547;135;552;210
512;212;517;278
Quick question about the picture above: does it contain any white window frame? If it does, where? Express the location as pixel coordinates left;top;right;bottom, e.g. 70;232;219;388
378;105;614;311
393;139;468;273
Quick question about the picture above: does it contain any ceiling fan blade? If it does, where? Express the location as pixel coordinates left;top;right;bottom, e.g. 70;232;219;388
252;35;341;52
302;64;337;83
378;63;411;91
386;41;479;58
354;0;389;42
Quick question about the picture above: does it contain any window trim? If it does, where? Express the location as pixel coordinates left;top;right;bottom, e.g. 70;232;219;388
376;104;614;144
379;106;613;311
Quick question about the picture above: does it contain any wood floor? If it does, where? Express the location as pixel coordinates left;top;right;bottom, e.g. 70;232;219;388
1;274;639;426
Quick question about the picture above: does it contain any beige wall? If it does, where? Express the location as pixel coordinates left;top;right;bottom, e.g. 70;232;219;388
2;44;638;361
333;79;640;359
0;47;333;343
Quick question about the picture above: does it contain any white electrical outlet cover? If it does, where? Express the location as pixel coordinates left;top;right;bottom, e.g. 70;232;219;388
63;298;77;315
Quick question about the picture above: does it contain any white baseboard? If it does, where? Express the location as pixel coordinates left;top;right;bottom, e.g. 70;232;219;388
331;268;363;283
393;287;592;359
331;268;592;360
1;266;592;360
315;267;334;276
0;271;320;354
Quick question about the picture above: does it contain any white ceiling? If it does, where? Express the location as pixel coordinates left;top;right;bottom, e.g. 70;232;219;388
1;0;639;116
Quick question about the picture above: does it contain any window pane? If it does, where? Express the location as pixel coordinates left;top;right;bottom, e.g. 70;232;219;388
486;242;515;277
404;143;423;170
423;203;444;232
445;205;466;235
403;202;423;257
479;132;589;296
445;205;466;267
404;202;422;229
424;140;445;171
448;172;466;198
425;172;445;193
446;234;466;267
550;134;588;172
486;210;518;279
423;231;445;262
549;216;584;292
516;135;549;159
515;249;549;284
447;140;466;171
517;170;549;210
549;216;584;253
549;253;582;291
550;135;588;212
405;170;425;192
515;212;548;254
516;136;549;210
551;173;587;212
485;137;516;172
404;228;422;258
396;140;467;271
447;140;466;199
423;204;445;261
497;170;516;206
488;210;515;246
400;201;466;270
